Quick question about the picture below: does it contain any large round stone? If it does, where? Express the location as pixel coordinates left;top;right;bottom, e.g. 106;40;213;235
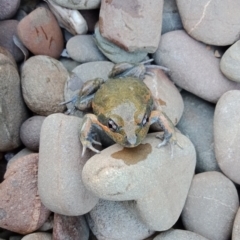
176;0;240;46
153;30;240;103
214;90;240;184
182;171;239;240
21;55;68;116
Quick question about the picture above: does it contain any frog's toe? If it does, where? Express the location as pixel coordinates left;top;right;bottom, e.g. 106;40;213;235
81;141;101;157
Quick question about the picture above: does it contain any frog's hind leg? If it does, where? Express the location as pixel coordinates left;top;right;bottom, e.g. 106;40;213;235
149;110;182;157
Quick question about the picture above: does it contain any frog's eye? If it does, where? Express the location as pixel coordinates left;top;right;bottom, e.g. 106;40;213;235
141;114;149;127
108;119;118;132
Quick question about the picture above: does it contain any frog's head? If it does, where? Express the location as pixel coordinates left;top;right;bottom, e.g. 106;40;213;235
97;101;152;147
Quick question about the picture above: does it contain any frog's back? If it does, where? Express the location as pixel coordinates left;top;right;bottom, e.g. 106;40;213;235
92;77;153;117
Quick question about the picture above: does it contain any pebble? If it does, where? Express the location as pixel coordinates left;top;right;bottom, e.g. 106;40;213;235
182;171;239;240
177;91;219;173
46;0;88;35
0;20;24;62
17;7;64;59
220;40;240;82
144;68;184;129
7;148;34;168
162;0;183;34
53;214;89;240
0;0;20;20
87;199;154;240
82;132;196;231
153;30;240;103
94;24;148;63
99;0;163;53
20;116;46;152
38;113;99;215
50;0;100;9
154;229;209;240
0;154;50;234
21;55;68;116
214;90;240;184
66;35;107;63
232;208;240;240
21;232;52;240
176;0;240;46
0;46;16;67
0;52;29;151
59;57;79;72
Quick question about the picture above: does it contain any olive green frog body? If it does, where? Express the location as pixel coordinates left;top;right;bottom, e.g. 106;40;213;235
92;78;153;147
69;61;179;156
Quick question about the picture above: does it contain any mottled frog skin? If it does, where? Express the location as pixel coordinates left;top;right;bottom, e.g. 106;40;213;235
66;61;179;156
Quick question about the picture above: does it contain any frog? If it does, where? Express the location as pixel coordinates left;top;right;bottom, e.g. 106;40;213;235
63;60;180;156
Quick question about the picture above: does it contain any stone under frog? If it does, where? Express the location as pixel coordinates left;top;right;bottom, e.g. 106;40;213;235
63;60;180;156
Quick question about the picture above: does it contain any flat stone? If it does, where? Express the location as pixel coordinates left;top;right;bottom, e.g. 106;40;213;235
182;171;239;240
214;90;240;184
94;24;148;63
21;55;68;116
66;35;107;63
82;132;196;231
0;53;29;151
220;40;240;82
153;30;240;103
99;0;163;53
176;0;240;46
0;20;24;62
53;214;89;240
154;229;209;240
0;154;50;234
87;199;154;240
17;7;64;59
0;0;20;20
51;0;100;9
144;68;184;129
177;91;219;173
21;232;52;240
38;113;99;215
20;116;46;152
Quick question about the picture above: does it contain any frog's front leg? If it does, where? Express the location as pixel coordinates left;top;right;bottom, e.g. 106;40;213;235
149;110;181;155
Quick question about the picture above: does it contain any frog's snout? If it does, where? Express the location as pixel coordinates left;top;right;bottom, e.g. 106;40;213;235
125;134;137;147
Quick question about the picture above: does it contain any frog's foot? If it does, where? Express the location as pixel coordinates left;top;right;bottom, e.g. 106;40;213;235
80;113;103;156
109;59;155;80
150;110;182;157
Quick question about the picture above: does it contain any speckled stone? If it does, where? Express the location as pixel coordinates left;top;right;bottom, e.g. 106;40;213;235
0;154;50;234
82;132;196;231
20;116;46;151
21;55;68;116
0;20;24;62
87;199;154;240
39;113;99;215
0;53;29;151
182;171;239;240
53;214;89;240
0;0;20;20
